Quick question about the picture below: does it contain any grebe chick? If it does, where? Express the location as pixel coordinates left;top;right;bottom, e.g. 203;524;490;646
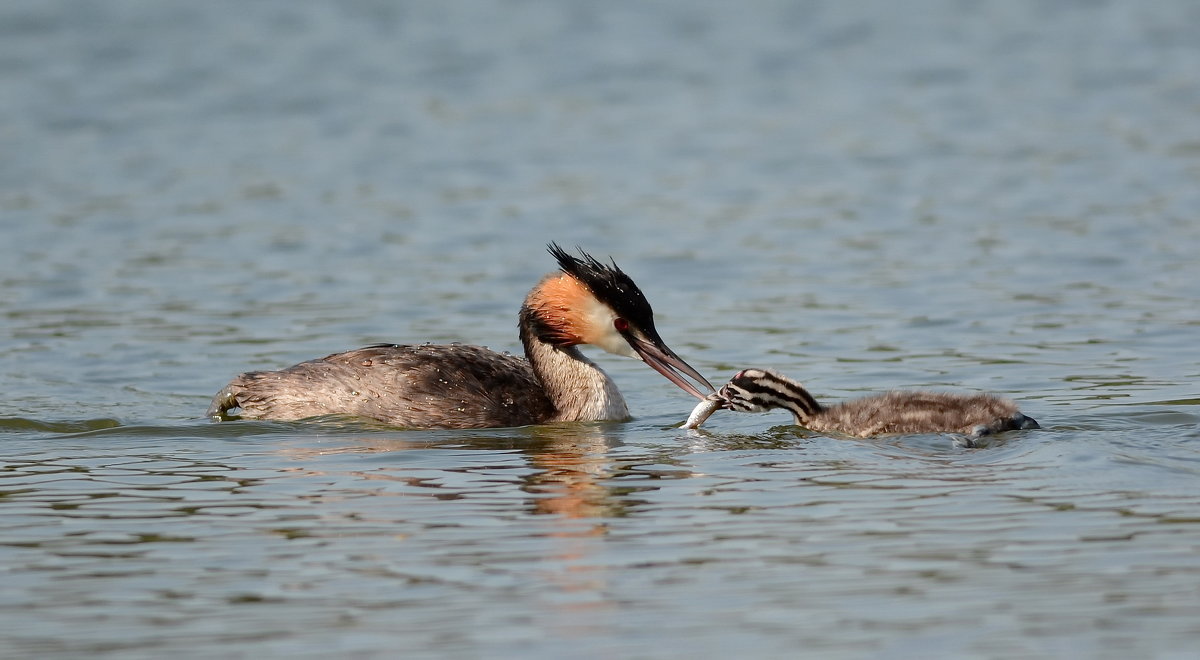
686;368;1039;439
208;244;715;429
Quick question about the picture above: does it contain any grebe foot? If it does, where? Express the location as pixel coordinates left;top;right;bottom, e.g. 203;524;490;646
1013;413;1040;430
206;386;240;419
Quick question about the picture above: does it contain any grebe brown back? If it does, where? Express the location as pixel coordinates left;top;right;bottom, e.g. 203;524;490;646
686;368;1039;438
208;244;714;429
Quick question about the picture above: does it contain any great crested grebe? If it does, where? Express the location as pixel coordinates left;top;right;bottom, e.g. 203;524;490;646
685;368;1039;439
208;244;715;429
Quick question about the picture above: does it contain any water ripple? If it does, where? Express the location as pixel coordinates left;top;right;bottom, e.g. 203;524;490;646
4;0;1200;657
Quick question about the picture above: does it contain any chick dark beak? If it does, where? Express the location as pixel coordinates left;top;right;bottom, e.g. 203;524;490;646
624;332;715;401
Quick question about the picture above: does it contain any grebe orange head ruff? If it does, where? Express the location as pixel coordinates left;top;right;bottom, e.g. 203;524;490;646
527;244;715;400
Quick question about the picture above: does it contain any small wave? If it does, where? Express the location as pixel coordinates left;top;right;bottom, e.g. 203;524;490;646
0;417;121;434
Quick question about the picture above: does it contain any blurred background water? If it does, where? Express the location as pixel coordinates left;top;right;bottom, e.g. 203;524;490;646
2;1;1199;658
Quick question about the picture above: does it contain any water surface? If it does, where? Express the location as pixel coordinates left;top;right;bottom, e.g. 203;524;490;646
2;1;1199;658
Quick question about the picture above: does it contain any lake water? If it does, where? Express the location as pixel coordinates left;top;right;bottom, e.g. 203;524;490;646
3;1;1199;658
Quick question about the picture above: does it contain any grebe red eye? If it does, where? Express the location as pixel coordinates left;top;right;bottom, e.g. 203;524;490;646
613;318;629;332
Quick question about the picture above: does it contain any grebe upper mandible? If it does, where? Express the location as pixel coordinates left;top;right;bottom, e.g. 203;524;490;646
686;368;1038;440
208;244;715;429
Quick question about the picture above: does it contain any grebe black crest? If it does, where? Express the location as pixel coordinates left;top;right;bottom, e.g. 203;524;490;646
686;368;1039;441
208;244;714;429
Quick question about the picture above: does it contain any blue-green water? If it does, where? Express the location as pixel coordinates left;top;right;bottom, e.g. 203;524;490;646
3;1;1199;658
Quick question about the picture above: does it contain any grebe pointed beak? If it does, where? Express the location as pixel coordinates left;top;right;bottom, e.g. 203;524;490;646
623;332;715;401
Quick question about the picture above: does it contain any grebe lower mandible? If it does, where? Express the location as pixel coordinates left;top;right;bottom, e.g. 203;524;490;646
208;244;715;429
686;368;1039;439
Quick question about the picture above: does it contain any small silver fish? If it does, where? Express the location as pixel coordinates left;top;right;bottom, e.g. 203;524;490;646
684;393;726;429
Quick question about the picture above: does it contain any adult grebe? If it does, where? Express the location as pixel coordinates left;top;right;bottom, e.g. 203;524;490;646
208;244;715;429
685;368;1039;439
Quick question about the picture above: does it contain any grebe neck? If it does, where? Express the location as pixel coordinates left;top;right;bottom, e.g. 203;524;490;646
519;307;629;422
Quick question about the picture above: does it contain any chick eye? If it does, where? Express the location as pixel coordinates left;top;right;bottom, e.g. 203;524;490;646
613;318;629;332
